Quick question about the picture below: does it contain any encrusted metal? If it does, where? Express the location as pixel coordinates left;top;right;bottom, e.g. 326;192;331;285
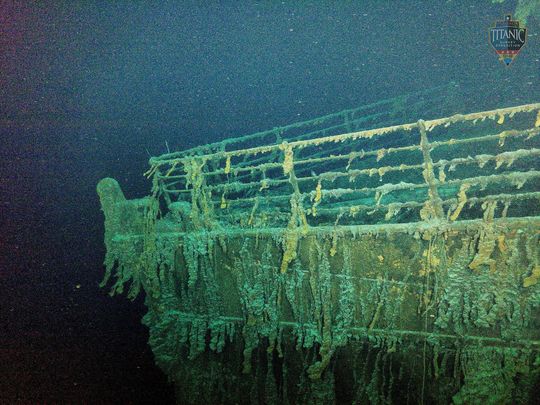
98;90;540;404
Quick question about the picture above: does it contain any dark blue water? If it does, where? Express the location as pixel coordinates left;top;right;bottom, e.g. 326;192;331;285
1;1;538;403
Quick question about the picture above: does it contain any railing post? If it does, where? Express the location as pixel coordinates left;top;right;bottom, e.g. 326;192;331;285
418;119;444;221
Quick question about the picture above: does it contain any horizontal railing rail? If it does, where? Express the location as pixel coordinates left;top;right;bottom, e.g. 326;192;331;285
147;102;540;230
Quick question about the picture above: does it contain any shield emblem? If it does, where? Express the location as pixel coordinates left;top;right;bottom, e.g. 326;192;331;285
489;15;527;66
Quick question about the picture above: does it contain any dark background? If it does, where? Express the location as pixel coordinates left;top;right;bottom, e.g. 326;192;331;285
1;1;538;403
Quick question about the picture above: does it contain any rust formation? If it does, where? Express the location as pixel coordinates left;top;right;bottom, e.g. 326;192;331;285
98;88;540;404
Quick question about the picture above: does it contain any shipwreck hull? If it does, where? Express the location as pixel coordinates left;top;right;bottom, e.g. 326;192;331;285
99;94;540;404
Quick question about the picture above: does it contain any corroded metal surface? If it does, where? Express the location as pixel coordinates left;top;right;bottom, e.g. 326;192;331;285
99;100;540;404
